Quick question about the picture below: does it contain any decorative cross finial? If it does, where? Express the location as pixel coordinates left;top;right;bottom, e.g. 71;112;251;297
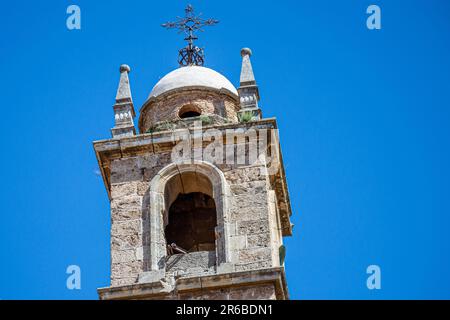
162;4;219;66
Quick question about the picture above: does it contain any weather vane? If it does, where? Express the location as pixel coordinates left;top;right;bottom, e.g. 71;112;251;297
162;4;219;66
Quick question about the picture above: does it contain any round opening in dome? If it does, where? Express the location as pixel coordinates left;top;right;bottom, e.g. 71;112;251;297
179;105;202;119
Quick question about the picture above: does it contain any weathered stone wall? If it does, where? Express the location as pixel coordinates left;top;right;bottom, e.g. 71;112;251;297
109;154;168;285
109;160;144;286
102;118;288;299
139;90;239;133
221;165;279;272
108;150;282;288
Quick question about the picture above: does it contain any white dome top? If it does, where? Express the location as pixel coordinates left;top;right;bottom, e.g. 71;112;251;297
148;66;238;99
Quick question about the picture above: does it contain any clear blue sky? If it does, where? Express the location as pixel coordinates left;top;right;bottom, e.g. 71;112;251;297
1;0;450;300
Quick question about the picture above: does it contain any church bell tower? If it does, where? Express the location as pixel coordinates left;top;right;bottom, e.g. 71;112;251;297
94;5;293;300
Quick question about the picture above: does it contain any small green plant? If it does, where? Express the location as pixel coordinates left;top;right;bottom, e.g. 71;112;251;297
238;111;254;123
147;120;175;133
199;115;213;125
157;120;175;131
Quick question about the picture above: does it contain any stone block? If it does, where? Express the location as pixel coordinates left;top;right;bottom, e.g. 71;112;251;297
176;277;202;291
138;269;166;284
111;234;141;250
180;288;230;300
235;260;272;272
111;195;143;221
201;273;233;288
229;180;268;196
237;219;270;235
111;209;142;221
111;277;137;287
110;158;143;184
229;235;247;250
110;182;138;198
238;247;271;264
166;251;216;274
228;284;276;300
216;262;235;274
136;181;150;196
230;205;265;222
231;192;268;208
112;249;136;264
111;260;142;279
224;166;267;184
136;154;158;169
111;219;141;236
247;233;271;248
111;194;142;210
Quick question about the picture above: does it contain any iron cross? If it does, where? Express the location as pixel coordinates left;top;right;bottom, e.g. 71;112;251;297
162;5;219;66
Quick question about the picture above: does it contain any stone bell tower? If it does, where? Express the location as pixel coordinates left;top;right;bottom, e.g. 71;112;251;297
94;6;292;300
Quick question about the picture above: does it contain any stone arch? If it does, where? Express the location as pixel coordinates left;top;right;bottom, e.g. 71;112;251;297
146;160;231;272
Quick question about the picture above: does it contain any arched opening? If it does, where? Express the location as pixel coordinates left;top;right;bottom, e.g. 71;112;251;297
165;192;217;254
147;161;231;273
178;104;202;118
163;171;217;257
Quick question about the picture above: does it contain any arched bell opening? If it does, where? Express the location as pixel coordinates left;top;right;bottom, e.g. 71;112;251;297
165;192;217;254
147;161;231;274
161;171;220;275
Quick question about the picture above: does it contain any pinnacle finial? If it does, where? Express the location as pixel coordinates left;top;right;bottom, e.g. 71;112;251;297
238;47;261;120
112;64;136;138
241;48;252;57
120;64;130;73
115;64;132;102
239;47;256;85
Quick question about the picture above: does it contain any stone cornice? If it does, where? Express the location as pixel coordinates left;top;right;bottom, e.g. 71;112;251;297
97;267;289;300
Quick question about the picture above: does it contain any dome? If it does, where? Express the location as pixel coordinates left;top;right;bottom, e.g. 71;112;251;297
148;66;238;100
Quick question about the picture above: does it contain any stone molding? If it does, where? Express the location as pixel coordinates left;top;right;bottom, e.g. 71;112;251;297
98;267;289;300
